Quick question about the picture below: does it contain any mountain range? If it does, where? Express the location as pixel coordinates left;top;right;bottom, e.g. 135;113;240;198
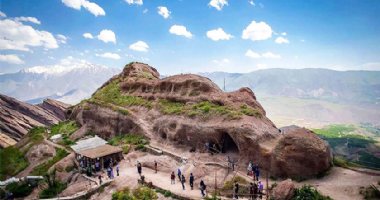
1;64;379;127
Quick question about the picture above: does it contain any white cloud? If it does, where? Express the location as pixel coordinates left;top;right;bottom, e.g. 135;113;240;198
281;32;287;36
62;0;105;16
245;49;281;59
157;6;170;19
97;29;116;43
125;0;143;5
262;52;281;59
169;25;193;38
83;32;94;39
129;41;149;52
256;63;267;69
212;58;230;66
275;36;289;44
96;52;121;60
209;0;228;11
206;28;233;41
0;54;24;64
242;21;272;41
143;9;148;14
300;39;306;42
0;18;58;51
15;17;41;24
245;49;261;59
248;0;255;6
0;11;6;18
57;34;67;44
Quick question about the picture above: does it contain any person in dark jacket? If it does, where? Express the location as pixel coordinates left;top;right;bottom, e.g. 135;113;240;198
181;174;186;190
200;180;206;197
234;182;239;199
189;173;194;190
137;162;142;177
171;171;175;184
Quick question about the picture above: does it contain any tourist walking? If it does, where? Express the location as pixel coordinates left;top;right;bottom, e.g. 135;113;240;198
98;175;103;185
171;171;175;184
110;166;114;179
233;182;239;199
177;168;182;181
200;180;206;197
189;173;194;190
255;166;260;181
154;160;158;173
181;174;186;190
137;162;142;177
107;166;111;179
258;181;264;199
116;164;120;176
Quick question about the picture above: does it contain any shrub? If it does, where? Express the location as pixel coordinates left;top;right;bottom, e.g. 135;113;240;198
135;144;146;152
5;182;34;198
112;186;158;200
0;146;29;180
360;186;380;199
123;145;130;154
240;104;262;118
155;188;174;198
292;185;332;200
221;176;249;195
39;181;67;199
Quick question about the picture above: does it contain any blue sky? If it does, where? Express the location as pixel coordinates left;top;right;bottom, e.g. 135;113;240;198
0;0;379;74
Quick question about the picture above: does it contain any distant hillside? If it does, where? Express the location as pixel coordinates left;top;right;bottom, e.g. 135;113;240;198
0;62;120;104
202;69;380;127
201;68;380;105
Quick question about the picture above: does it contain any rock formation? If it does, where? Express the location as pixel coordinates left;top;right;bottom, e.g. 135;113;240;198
271;179;295;200
0;94;69;146
71;62;332;179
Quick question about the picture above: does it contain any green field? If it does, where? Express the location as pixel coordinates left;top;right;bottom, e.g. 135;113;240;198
313;124;380;170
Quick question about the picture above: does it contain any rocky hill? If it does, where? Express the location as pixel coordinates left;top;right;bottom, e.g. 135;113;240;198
72;62;332;179
0;94;69;147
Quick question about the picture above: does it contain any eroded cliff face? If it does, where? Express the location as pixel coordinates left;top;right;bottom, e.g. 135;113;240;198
0;94;69;146
71;62;332;179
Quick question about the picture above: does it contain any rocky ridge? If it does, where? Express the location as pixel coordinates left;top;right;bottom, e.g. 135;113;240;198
72;62;332;179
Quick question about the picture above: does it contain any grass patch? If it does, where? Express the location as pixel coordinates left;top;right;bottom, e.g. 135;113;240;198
293;185;332;200
360;185;380;199
108;134;148;146
50;121;78;136
31;148;69;176
122;145;130;154
28;126;47;144
0;146;29;180
240;104;262;118
155;188;176;198
91;80;152;109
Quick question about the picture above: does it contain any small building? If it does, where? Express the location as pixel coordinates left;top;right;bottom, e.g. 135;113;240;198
71;136;122;171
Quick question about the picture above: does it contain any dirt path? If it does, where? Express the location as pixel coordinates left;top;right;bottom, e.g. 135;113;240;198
296;167;380;200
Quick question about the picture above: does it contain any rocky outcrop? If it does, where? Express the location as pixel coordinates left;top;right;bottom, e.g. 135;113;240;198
0;94;70;146
272;126;332;178
72;62;332;179
271;179;295;200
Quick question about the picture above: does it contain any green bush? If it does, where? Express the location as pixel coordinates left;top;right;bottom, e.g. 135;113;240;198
112;186;158;200
123;145;130;154
133;186;158;200
221;176;249;195
39;181;67;199
5;182;35;198
0;146;29;180
359;186;380;199
31;148;69;176
292;185;332;200
135;144;146;152
155;188;174;198
50;121;78;136
240;104;262;118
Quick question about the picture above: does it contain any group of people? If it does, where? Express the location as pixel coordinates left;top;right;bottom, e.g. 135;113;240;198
247;161;260;181
170;168;207;197
233;181;264;200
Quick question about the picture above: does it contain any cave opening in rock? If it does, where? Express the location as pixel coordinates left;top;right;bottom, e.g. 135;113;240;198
220;132;239;154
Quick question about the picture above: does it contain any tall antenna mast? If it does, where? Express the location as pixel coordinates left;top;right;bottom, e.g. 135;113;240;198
223;76;226;92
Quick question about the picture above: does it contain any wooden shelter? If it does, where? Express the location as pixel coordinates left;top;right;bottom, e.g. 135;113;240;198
71;136;122;171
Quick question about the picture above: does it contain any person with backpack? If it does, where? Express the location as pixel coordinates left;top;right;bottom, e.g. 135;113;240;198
171;171;175;184
181;174;186;190
189;173;194;190
200;180;206;197
116;164;120;176
255;166;260;181
137;161;142;177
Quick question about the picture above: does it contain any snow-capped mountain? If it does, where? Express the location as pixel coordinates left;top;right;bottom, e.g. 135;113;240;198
0;59;121;104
